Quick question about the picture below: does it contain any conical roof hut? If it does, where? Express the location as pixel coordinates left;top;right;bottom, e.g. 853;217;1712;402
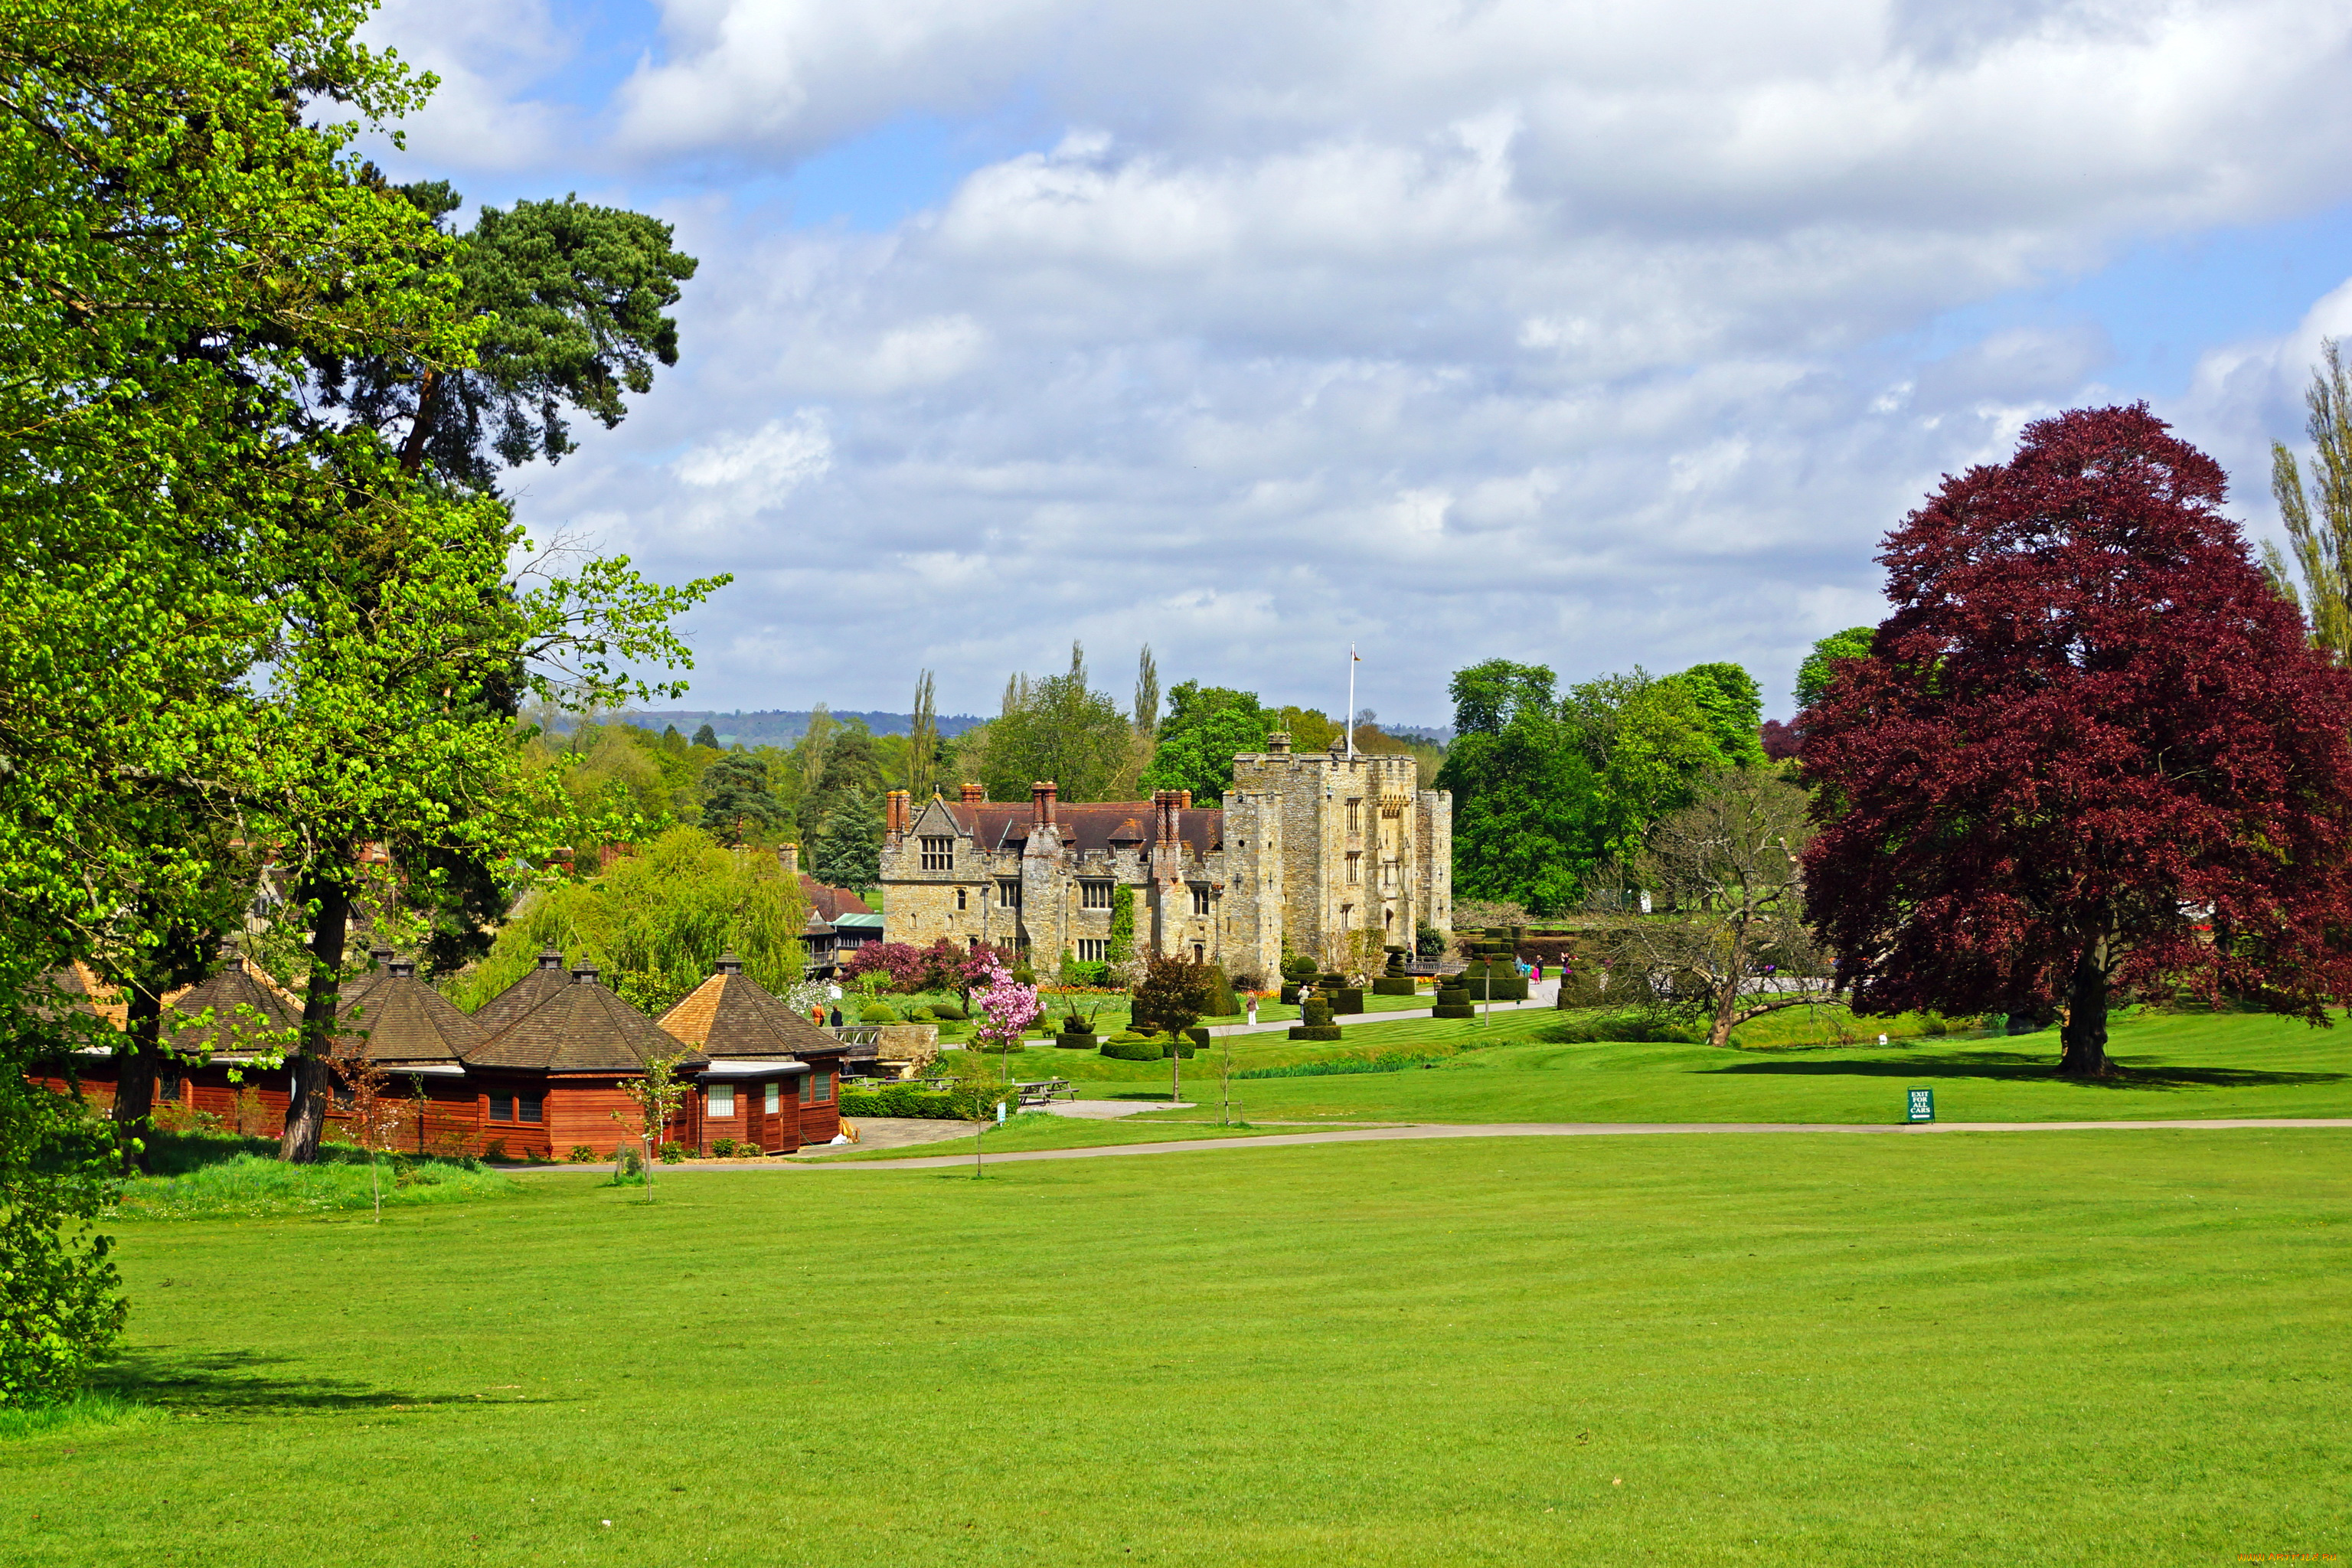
337;955;485;1067
656;953;838;1060
469;948;573;1037
160;948;299;1058
466;963;703;1074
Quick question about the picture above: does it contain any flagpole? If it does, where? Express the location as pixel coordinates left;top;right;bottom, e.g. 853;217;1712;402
1347;645;1357;758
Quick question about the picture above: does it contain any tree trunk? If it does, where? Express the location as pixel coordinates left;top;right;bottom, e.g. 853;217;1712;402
398;371;439;474
2057;938;2112;1079
113;982;164;1173
1707;918;1749;1048
279;869;354;1163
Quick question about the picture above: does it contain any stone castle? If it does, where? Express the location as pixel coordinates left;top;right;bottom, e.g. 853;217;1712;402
874;733;1451;985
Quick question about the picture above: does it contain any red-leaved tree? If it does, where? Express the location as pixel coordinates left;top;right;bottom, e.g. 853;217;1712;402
1801;404;2352;1077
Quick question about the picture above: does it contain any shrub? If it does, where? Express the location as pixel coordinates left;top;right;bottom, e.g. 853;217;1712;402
1100;1039;1165;1061
567;1145;598;1163
1054;1034;1098;1050
1279;983;1301;1005
1432;984;1475;1019
658;1142;686;1165
1184;1027;1210;1048
1371;976;1416;996
1289;996;1342;1041
1535;1014;1693;1044
928;999;969;1021
1108;1030;1152;1044
482;1138;510;1164
838;1086;959;1119
1328;987;1365;1015
1280;954;1316;983
710;1137;738;1158
858;1003;897;1024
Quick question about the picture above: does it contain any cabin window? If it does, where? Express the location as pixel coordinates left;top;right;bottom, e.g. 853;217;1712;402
518;1093;543;1124
764;1082;780;1114
997;880;1021;908
488;1093;512;1122
808;1070;832;1103
1080;880;1114;910
920;835;954;871
1190;884;1211;916
956;887;968;911
709;1083;735;1118
1078;939;1108;962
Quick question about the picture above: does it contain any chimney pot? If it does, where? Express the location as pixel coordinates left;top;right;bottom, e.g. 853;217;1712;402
1031;779;1058;827
388;958;416;979
961;781;985;804
1178;790;1191;810
571;963;599;985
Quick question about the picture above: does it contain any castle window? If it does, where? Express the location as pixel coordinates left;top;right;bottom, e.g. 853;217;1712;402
1080;880;1114;910
920;835;954;871
956;887;968;911
1191;884;1211;916
1078;939;1108;962
1346;798;1361;833
997;880;1021;909
1192;942;1204;963
1347;851;1362;884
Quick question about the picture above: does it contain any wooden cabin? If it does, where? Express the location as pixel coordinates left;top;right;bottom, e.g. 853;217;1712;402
656;953;851;1154
337;952;488;1155
459;962;707;1161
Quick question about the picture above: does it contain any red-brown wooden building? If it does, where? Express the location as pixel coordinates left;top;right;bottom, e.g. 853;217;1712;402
656;953;848;1154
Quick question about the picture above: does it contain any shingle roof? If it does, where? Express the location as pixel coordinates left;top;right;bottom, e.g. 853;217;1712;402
464;965;703;1075
28;962;124;1029
162;953;300;1057
337;958;485;1066
469;949;573;1037
798;875;873;923
656;955;849;1060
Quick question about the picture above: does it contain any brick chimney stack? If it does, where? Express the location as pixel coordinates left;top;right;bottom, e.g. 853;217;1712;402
960;782;985;804
1031;779;1058;828
1178;789;1191;810
779;843;799;874
1152;789;1181;848
884;789;910;848
1266;730;1292;756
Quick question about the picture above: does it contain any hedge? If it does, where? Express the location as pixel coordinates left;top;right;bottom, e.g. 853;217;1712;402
1100;1039;1165;1061
1328;987;1365;1015
838;1086;959;1119
1054;1033;1098;1050
1371;976;1416;996
1289;1024;1345;1040
1535;1014;1700;1044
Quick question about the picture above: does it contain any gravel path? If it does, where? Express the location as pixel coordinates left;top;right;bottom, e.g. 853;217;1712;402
791;1116;2352;1170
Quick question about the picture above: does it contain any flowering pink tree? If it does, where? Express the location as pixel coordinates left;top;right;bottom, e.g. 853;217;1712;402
968;952;1041;1062
841;942;926;991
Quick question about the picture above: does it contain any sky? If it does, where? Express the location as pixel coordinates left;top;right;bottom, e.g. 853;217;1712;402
363;0;2352;724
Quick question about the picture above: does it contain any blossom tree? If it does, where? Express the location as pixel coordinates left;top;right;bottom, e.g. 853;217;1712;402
1802;404;2352;1077
969;954;1043;1066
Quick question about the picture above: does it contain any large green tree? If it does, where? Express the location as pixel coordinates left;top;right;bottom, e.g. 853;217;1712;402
1140;682;1272;805
972;642;1132;802
1795;628;1876;713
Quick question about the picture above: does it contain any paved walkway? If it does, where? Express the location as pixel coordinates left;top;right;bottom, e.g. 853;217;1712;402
792;1116;2352;1170
1034;1099;1196;1120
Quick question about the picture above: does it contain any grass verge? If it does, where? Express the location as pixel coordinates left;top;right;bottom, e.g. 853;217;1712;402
109;1152;522;1220
5;1130;2344;1565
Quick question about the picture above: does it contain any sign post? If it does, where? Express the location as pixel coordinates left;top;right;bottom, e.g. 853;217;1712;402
1905;1086;1935;1123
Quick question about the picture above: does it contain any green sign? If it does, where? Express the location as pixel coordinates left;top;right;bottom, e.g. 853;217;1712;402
1905;1087;1935;1123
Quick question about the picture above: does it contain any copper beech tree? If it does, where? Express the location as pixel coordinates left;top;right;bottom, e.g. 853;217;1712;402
1801;405;2352;1077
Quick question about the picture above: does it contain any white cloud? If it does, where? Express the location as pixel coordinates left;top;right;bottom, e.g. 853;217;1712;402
366;0;2352;720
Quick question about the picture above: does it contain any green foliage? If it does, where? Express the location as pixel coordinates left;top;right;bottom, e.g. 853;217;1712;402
107;1152;518;1220
699;752;782;845
692;724;720;749
0;1083;124;1408
1535;1014;1699;1044
858;1003;898;1024
567;1145;598;1163
1140;682;1270;805
1100;1039;1167;1061
1795;627;1876;712
451;825;807;1015
967;642;1135;803
1666;663;1768;767
1108;886;1137;966
1131;956;1214;1039
838;1086;959;1119
810;786;884;889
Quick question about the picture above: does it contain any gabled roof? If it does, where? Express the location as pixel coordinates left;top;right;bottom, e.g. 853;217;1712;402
912;797;1224;857
657;955;848;1061
338;958;485;1066
798;874;872;923
28;962;126;1030
469;949;573;1037
465;965;703;1076
162;953;300;1057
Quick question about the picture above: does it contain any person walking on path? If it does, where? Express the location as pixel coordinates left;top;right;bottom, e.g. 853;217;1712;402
1246;993;1259;1027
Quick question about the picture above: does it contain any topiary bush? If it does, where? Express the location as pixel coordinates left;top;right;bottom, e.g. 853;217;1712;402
858;1002;897;1024
1055;1033;1098;1050
1372;976;1416;996
929;999;969;1021
1100;1038;1165;1061
1328;987;1365;1015
1279;982;1301;1005
1289;996;1343;1041
1432;984;1475;1020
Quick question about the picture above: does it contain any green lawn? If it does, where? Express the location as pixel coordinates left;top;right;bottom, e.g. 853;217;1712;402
3;1129;2344;1564
972;1008;2352;1132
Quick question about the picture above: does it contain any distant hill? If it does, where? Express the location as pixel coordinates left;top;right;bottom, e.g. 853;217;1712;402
550;709;988;747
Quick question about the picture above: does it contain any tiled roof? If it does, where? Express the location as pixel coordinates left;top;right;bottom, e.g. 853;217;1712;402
464;966;704;1076
656;956;849;1061
29;962;125;1030
162;955;300;1057
469;949;573;1037
337;958;485;1065
798;875;873;923
929;800;1224;857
